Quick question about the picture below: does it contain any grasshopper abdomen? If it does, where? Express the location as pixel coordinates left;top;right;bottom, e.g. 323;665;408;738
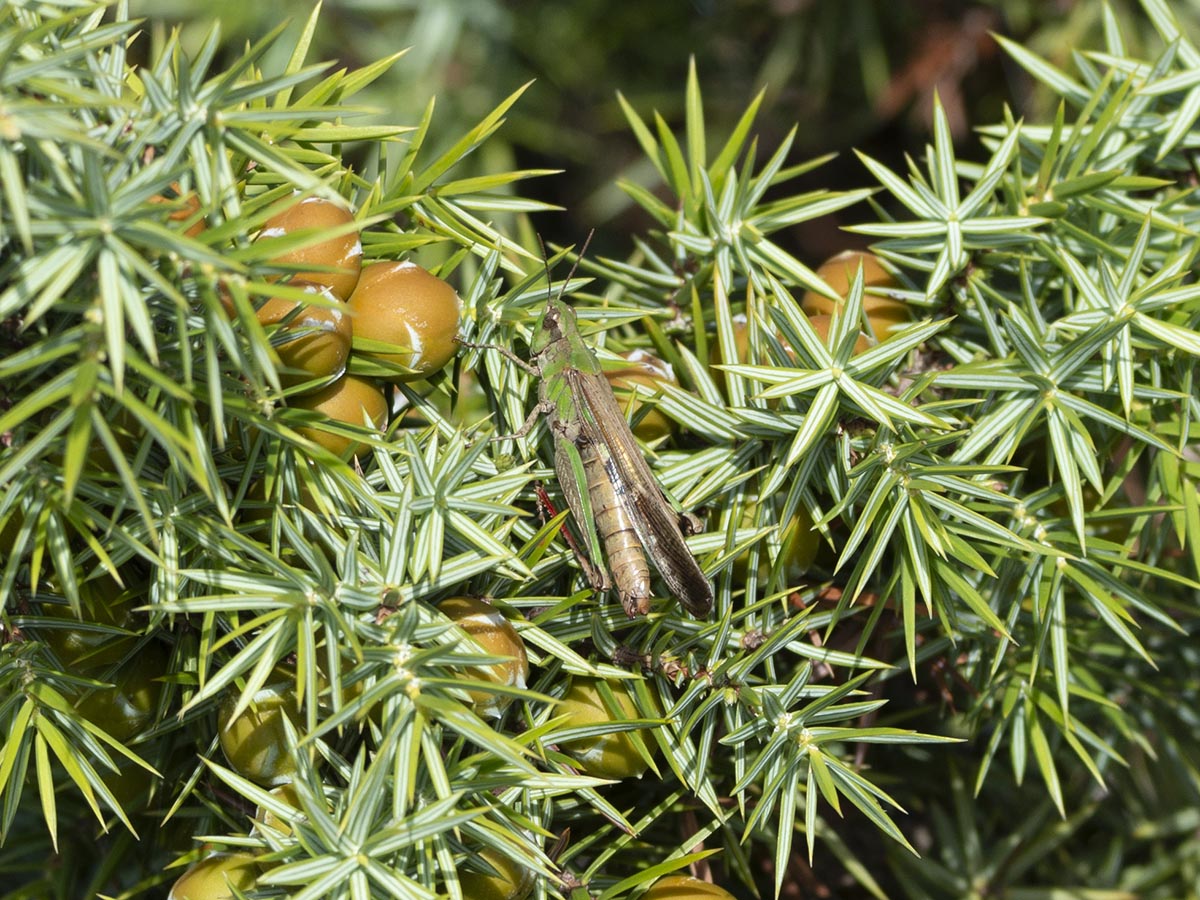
581;437;652;616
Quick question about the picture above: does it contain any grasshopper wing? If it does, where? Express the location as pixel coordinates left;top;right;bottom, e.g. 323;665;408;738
571;367;714;617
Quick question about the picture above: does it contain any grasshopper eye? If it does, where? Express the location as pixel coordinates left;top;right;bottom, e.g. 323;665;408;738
542;306;563;338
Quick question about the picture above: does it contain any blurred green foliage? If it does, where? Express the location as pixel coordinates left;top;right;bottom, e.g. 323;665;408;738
130;0;1200;254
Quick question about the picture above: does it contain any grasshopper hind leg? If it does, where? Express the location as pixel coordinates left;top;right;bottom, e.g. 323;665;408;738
677;510;704;536
554;436;611;593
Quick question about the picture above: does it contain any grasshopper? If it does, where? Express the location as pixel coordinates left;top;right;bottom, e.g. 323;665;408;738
476;246;713;618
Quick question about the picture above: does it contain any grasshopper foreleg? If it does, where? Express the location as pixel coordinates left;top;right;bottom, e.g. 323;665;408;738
491;399;550;444
455;337;540;377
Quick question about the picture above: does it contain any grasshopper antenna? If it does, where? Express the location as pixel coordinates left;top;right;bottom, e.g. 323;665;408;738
538;229;595;306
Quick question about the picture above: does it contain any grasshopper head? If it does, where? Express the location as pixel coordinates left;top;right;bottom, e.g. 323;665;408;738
530;296;574;356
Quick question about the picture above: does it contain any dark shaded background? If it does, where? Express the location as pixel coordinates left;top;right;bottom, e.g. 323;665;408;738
127;0;1194;264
